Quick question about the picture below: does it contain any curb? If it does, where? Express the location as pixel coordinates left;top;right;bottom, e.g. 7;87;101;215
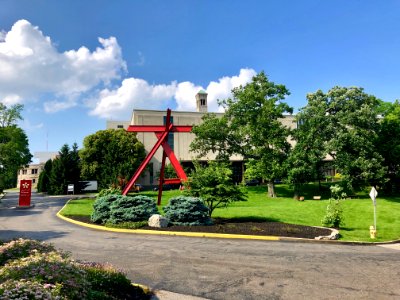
56;200;400;245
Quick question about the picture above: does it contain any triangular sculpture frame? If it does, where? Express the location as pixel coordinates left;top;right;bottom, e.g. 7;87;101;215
122;109;192;205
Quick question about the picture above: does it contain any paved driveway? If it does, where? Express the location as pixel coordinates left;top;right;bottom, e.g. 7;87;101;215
1;192;399;299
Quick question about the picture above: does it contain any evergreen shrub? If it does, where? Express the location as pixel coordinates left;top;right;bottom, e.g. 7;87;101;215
163;196;212;226
91;195;124;224
108;195;158;224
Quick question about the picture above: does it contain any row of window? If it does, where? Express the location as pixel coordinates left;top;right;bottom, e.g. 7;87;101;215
20;169;38;175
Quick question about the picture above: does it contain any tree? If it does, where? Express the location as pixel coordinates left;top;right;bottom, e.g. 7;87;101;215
0;103;24;127
301;87;386;191
286;91;331;198
48;144;81;195
377;100;400;193
37;159;52;193
184;161;246;217
0;103;32;191
80;129;145;189
190;72;293;197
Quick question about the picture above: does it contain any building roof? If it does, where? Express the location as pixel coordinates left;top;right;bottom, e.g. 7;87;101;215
197;89;207;94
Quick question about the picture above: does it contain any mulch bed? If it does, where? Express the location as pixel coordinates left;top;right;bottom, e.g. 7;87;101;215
68;216;332;239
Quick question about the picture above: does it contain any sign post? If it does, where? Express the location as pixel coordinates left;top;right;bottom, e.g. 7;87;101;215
18;179;32;208
369;187;378;239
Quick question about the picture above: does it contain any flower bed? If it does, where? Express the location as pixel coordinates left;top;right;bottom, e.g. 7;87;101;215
0;238;150;299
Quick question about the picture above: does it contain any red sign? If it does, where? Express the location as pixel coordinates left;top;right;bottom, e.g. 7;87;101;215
19;180;32;207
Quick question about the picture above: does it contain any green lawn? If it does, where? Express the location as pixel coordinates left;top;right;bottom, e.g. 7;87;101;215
59;185;400;242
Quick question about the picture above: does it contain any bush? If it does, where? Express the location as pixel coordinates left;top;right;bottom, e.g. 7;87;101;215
108;195;158;224
321;184;345;228
0;279;63;299
98;187;122;197
0;239;57;266
163;196;212;226
0;251;90;299
80;262;148;300
0;239;150;300
91;195;124;224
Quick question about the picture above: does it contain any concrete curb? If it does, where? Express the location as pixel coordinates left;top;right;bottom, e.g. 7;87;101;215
56;200;400;246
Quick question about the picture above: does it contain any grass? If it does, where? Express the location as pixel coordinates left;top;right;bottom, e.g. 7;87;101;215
59;184;400;242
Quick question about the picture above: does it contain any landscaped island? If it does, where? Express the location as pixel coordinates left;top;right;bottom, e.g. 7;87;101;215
59;185;400;243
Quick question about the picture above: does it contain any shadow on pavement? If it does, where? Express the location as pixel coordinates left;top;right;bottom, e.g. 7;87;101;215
0;230;69;242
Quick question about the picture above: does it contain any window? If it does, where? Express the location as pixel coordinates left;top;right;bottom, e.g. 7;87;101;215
31;169;38;175
201;99;206;106
163;116;174;151
32;179;36;184
22;169;27;175
117;125;124;128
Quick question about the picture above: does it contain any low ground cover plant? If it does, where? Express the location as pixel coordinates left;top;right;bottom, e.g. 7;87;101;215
0;239;149;299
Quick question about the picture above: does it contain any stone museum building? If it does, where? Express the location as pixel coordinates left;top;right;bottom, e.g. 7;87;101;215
107;91;298;186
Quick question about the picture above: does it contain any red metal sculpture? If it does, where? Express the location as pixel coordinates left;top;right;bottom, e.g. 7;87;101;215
122;109;192;205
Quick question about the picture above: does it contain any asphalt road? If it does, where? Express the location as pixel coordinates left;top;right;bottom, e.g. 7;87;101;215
1;192;399;300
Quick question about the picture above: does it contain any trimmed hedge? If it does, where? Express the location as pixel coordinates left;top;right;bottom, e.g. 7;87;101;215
163;196;212;226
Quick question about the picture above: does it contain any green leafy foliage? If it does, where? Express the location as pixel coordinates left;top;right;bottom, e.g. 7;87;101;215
47;143;81;195
321;185;345;228
163;196;212;226
0;103;32;191
81;262;147;300
190;72;292;197
80;129;145;189
377;100;400;194
98;187;122;197
108;195;158;224
184;161;247;216
303;87;386;192
37;159;52;193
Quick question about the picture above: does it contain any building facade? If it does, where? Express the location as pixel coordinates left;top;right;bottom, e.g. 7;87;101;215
17;152;58;189
107;91;297;186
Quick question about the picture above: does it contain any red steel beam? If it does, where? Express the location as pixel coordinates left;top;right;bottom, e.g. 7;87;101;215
122;122;173;195
127;125;192;133
155;133;188;181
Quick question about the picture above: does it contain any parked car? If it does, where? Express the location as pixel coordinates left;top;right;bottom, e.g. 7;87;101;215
245;179;260;186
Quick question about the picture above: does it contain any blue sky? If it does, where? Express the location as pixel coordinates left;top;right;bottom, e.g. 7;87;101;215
1;0;400;157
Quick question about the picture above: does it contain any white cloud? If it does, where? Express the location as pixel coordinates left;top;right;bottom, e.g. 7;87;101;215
205;68;257;112
0;19;126;110
43;99;77;113
90;68;256;119
89;78;177;119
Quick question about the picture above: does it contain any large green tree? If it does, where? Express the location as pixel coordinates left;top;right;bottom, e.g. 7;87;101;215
184;161;246;217
48;143;81;195
377;100;400;193
300;87;386;191
190;72;293;197
80;129;145;189
0;103;32;191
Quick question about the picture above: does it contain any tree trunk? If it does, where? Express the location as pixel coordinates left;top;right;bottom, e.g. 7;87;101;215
267;181;276;197
293;184;300;200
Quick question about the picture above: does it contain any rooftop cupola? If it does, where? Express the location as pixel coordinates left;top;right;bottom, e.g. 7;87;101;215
195;90;208;112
